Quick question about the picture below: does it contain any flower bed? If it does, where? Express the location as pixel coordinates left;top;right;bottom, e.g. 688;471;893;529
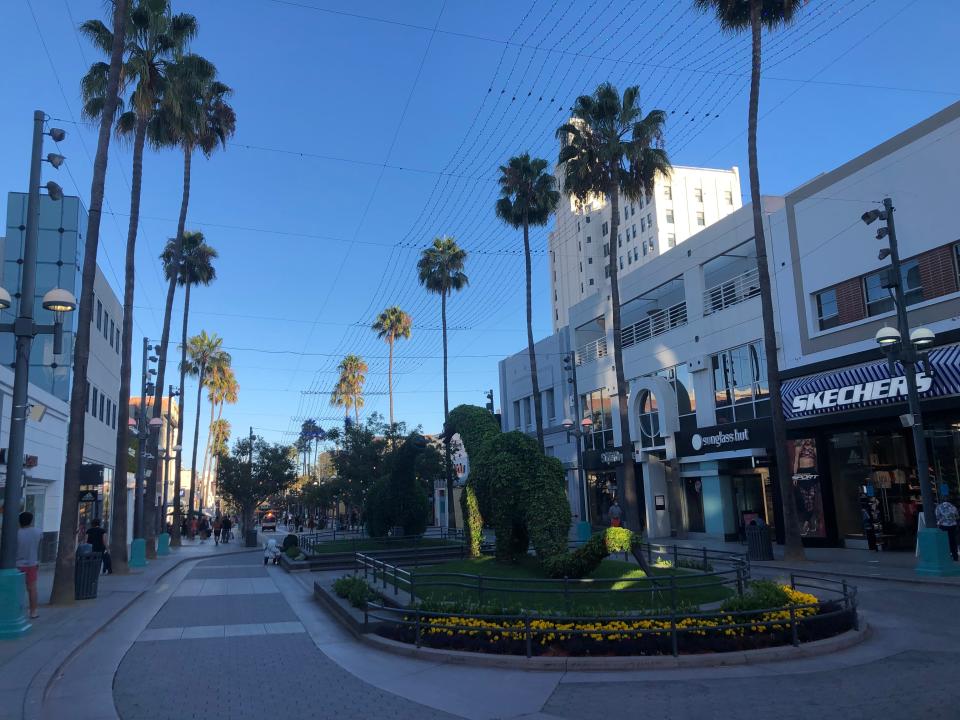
370;580;858;657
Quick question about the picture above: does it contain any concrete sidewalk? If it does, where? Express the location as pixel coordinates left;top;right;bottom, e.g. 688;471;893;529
0;541;257;720
646;535;960;586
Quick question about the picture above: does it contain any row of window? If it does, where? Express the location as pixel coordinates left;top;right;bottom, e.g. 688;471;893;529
511;387;558;431
94;295;121;354
813;244;956;331
86;381;118;430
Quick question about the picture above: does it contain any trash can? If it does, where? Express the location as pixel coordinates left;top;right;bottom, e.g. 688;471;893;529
745;524;774;561
245;529;259;548
75;547;102;600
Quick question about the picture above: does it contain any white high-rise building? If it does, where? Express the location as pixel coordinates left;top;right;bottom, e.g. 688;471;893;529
548;165;742;331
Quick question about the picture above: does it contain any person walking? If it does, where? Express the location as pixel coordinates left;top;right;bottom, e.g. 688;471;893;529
935;496;959;561
16;512;43;619
608;499;623;528
85;518;112;574
212;516;222;546
221;515;232;544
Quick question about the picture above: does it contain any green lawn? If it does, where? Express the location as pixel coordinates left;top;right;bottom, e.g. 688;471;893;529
307;537;459;555
405;556;731;614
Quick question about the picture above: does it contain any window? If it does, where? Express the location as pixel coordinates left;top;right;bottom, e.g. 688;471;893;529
694;188;703;202
602;221;609;236
578;241;582;252
115;328;120;353
587;257;593;264
631;204;636;216
667;233;676;248
106;398;111;425
99;394;105;422
642;242;647;256
513;400;521;429
631;224;636;238
864;259;922;316
544;387;556;421
633;248;639;261
647;213;652;227
604;266;610;278
522;396;532;428
619;257;624;270
589;278;594;286
579;262;583;272
815;288;841;330
585;215;591;224
641;218;646;232
91;387;98;416
112;403;117;429
96;300;102;330
627;254;632;265
85;382;90;414
109;319;114;347
624;207;629;221
696;211;705;226
664;185;672;200
581;282;584;293
577;221;581;232
580;388;614;450
639;196;644;209
712;341;769;424
586;235;592;244
638;364;697;449
618;234;622;247
603;243;609;256
103;313;109;340
724;190;733;205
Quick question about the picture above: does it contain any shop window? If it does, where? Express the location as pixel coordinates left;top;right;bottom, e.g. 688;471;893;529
863;260;922;316
580;388;614;451
712;341;769;424
815;287;841;330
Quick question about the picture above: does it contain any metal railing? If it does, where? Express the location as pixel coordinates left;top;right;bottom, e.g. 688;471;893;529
299;527;464;554
363;571;858;658
575;337;608;366
703;267;760;315
621;302;688;348
355;542;749;612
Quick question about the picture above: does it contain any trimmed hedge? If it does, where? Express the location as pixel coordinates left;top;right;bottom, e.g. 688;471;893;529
363;434;431;538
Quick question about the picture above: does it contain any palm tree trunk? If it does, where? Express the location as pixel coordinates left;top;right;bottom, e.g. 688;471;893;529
171;280;191;543
110;112;147;570
442;290;456;529
189;361;205;522
523;212;545;451
607;184;641;533
388;337;395;428
199;400;214;512
747;0;805;561
50;0;127;604
161;146;192;547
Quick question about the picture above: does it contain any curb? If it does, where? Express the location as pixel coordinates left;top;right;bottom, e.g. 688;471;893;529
354;623;871;672
26;546;257;720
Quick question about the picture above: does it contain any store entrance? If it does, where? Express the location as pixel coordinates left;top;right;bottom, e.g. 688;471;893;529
732;469;774;539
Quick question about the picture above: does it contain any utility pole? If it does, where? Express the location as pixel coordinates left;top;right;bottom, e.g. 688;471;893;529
563;351;590;541
130;337;150;567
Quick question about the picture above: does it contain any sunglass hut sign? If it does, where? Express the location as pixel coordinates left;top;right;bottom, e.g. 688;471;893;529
777;344;960;420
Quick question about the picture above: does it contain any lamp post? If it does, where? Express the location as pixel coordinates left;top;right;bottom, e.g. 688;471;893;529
863;197;958;576
562;350;593;542
0;111;76;638
156;385;179;555
129;338;160;567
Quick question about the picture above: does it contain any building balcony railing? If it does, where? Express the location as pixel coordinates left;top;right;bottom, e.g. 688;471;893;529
575;337;608;366
703;267;760;316
621;301;688;349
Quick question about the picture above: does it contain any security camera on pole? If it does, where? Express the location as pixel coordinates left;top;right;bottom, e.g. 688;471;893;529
0;111;76;638
862;198;958;577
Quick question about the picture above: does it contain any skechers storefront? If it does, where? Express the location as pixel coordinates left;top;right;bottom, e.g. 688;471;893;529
780;342;960;550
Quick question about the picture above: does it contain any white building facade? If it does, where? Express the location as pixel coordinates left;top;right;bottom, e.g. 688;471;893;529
548;165;742;332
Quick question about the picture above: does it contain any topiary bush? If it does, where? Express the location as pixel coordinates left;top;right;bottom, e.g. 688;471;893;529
281;533;299;552
364;478;394;538
363;434;431;537
447;405;501;557
543;527;637;578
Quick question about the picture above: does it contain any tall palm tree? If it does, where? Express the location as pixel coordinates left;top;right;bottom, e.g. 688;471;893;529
161;231;217;543
200;364;237;505
556;83;672;533
51;0;128;605
332;355;368;425
79;0;196;567
148;54;234;542
694;0;806;561
184;331;230;521
329;380;354;425
417;237;469;529
496;154;560;451
371;307;413;429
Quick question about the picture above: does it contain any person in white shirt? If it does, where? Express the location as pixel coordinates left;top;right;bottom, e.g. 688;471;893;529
935;497;959;562
16;511;43;619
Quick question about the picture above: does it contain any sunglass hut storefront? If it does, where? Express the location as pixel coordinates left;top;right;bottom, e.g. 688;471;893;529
780;342;960;550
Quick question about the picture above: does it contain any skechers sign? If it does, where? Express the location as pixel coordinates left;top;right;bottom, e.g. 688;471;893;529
781;343;960;420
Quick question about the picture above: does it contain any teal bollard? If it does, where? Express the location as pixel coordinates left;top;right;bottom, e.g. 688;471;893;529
575;521;592;543
156;532;170;556
0;569;30;639
129;538;148;568
916;527;960;577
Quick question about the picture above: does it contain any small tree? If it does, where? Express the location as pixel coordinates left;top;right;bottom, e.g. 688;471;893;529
216;435;296;533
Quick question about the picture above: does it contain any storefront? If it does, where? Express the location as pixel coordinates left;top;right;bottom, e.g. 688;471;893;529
781;342;960;550
582;449;644;529
673;418;776;541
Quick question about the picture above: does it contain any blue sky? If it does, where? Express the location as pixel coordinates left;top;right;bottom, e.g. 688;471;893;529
1;0;958;464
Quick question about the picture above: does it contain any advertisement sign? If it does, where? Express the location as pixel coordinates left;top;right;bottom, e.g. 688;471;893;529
781;343;960;420
786;438;826;538
450;433;469;486
674;418;773;457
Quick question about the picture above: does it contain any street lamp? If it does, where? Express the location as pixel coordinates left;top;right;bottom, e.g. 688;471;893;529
130;339;160;567
864;197;958;577
0;111;73;638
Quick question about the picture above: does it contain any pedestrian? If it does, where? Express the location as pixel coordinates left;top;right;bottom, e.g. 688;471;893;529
936;496;959;561
213;516;222;546
16;511;43;619
608;499;623;528
199;516;209;543
221;516;232;544
85;518;112;574
189;516;198;541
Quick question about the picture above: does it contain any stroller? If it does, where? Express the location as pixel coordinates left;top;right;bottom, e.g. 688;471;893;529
263;538;281;566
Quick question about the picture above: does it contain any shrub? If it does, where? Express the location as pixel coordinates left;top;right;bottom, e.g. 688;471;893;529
284;545;302;560
281;533;299;552
543;527;638;579
333;575;373;608
721;580;794;613
364;478;394;538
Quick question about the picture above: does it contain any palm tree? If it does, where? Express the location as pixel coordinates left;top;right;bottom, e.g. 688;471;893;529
148;54;234;542
51;0;128;605
81;0;196;561
556;83;672;533
162;231;217;544
496;154;560;451
371;307;413;429
332;355;367;425
184;331;230;522
417;237;469;529
199;364;237;506
694;0;806;561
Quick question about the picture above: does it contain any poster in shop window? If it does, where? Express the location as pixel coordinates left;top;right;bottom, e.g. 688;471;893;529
787;438;827;538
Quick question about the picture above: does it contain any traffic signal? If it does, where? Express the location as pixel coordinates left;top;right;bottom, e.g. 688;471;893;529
485;389;494;413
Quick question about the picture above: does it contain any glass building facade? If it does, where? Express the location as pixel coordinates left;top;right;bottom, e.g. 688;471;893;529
2;192;83;401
